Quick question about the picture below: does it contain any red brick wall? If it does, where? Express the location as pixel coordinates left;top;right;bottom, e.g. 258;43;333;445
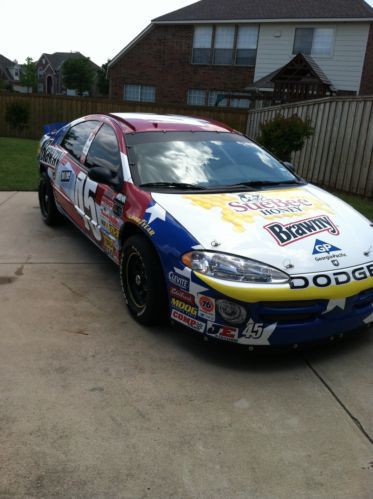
109;25;255;104
360;23;373;95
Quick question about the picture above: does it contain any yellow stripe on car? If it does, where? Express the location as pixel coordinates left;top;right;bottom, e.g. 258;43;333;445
195;272;373;302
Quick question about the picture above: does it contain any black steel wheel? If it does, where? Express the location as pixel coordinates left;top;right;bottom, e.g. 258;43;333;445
120;234;167;325
38;172;63;226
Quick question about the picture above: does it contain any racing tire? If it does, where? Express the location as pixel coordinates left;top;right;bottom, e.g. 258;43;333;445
120;234;168;325
38;172;63;226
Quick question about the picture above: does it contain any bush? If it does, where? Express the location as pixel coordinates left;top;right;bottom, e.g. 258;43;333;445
257;114;314;162
5;101;30;131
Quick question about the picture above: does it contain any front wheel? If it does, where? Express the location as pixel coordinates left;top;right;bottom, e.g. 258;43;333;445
38;172;63;226
120;234;168;325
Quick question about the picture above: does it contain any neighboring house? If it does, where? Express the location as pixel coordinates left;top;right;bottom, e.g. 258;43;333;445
0;54;27;92
108;0;373;108
36;52;100;96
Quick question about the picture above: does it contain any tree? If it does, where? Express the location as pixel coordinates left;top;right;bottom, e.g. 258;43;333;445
5;101;30;130
61;56;95;96
96;60;110;96
256;114;314;162
20;57;37;93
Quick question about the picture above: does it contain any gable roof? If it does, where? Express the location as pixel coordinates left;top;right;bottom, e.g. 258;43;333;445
153;0;373;23
0;54;17;81
40;52;100;71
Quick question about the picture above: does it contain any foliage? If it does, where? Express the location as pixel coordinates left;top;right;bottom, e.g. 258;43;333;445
20;57;37;92
0;137;39;190
97;60;110;96
5;101;30;131
61;56;95;96
257;114;314;161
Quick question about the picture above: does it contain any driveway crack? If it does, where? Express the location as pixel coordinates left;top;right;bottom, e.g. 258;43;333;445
0;192;18;208
302;354;373;445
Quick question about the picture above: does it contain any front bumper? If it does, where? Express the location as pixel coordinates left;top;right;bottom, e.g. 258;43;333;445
168;268;373;346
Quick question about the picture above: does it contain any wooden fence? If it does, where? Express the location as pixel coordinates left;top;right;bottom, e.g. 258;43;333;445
246;96;373;198
0;93;248;139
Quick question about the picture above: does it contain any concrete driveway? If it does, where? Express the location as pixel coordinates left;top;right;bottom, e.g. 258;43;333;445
0;192;372;499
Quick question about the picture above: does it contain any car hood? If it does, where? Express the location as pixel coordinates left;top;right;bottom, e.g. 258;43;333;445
152;184;373;274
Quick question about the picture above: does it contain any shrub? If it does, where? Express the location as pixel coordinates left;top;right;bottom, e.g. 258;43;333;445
256;114;314;162
5;101;30;131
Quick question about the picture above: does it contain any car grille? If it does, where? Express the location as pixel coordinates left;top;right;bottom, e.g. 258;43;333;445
257;300;326;324
256;288;373;324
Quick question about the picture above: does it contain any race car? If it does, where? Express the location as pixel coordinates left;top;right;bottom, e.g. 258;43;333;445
37;112;373;347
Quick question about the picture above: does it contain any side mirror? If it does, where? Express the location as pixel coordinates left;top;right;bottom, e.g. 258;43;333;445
283;161;296;172
88;166;121;189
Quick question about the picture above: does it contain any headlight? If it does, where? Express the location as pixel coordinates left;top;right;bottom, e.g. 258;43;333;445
182;251;289;284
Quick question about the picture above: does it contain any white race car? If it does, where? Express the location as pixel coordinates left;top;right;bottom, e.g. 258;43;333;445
38;113;373;347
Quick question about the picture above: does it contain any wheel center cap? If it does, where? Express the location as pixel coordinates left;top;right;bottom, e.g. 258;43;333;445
135;274;141;286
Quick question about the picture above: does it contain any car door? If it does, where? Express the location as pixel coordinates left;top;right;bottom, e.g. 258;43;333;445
83;123;124;262
55;120;100;230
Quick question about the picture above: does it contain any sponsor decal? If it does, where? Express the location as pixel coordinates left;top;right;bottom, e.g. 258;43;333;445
198;295;216;321
168;271;189;290
102;233;119;260
240;319;277;345
290;263;373;290
206;321;238;342
60;170;71;182
39;144;65;168
184;191;334;233
312;239;341;255
101;220;120;239
312;239;347;263
171;309;205;333
228;196;312;215
127;214;155;237
171;298;197;317
265;215;339;246
169;287;195;305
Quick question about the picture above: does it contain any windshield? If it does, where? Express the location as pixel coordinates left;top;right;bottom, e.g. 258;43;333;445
125;131;300;190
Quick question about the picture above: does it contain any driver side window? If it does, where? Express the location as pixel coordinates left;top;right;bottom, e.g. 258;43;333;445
85;124;121;173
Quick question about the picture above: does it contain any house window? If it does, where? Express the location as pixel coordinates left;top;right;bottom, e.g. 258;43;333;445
293;28;334;56
192;26;213;64
213;26;235;64
187;89;251;108
192;24;258;66
236;26;258;65
187;89;206;106
123;84;156;102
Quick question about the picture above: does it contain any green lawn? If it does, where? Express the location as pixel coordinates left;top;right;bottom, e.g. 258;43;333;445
0;137;373;220
0;137;39;190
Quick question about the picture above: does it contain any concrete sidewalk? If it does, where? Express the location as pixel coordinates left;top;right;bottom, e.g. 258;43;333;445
0;192;372;498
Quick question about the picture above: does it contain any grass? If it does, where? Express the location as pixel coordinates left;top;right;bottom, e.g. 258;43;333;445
0;136;373;220
0;137;39;190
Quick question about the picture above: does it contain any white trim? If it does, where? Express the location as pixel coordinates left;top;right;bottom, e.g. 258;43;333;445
108;25;154;68
153;18;373;25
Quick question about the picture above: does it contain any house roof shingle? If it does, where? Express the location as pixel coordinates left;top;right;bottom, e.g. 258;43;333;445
42;52;100;70
153;0;373;23
0;54;16;81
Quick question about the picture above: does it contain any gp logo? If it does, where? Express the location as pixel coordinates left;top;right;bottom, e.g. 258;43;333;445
312;239;341;255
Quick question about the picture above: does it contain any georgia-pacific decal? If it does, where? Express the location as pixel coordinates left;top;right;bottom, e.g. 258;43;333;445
183;189;335;233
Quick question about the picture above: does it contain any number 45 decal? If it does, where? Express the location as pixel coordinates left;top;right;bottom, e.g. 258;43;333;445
74;172;101;241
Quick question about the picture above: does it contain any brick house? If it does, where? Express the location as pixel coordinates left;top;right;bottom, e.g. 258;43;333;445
108;0;373;108
36;52;100;96
0;54;27;92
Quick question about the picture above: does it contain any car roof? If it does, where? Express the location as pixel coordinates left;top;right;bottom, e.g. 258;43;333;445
109;112;234;133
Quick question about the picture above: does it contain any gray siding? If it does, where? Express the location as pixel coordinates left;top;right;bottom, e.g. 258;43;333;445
254;22;370;92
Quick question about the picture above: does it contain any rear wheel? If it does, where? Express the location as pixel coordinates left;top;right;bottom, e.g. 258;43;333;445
120;234;167;325
38;172;63;226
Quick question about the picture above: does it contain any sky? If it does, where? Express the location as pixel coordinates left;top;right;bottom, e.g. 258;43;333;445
1;0;193;66
2;0;373;67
